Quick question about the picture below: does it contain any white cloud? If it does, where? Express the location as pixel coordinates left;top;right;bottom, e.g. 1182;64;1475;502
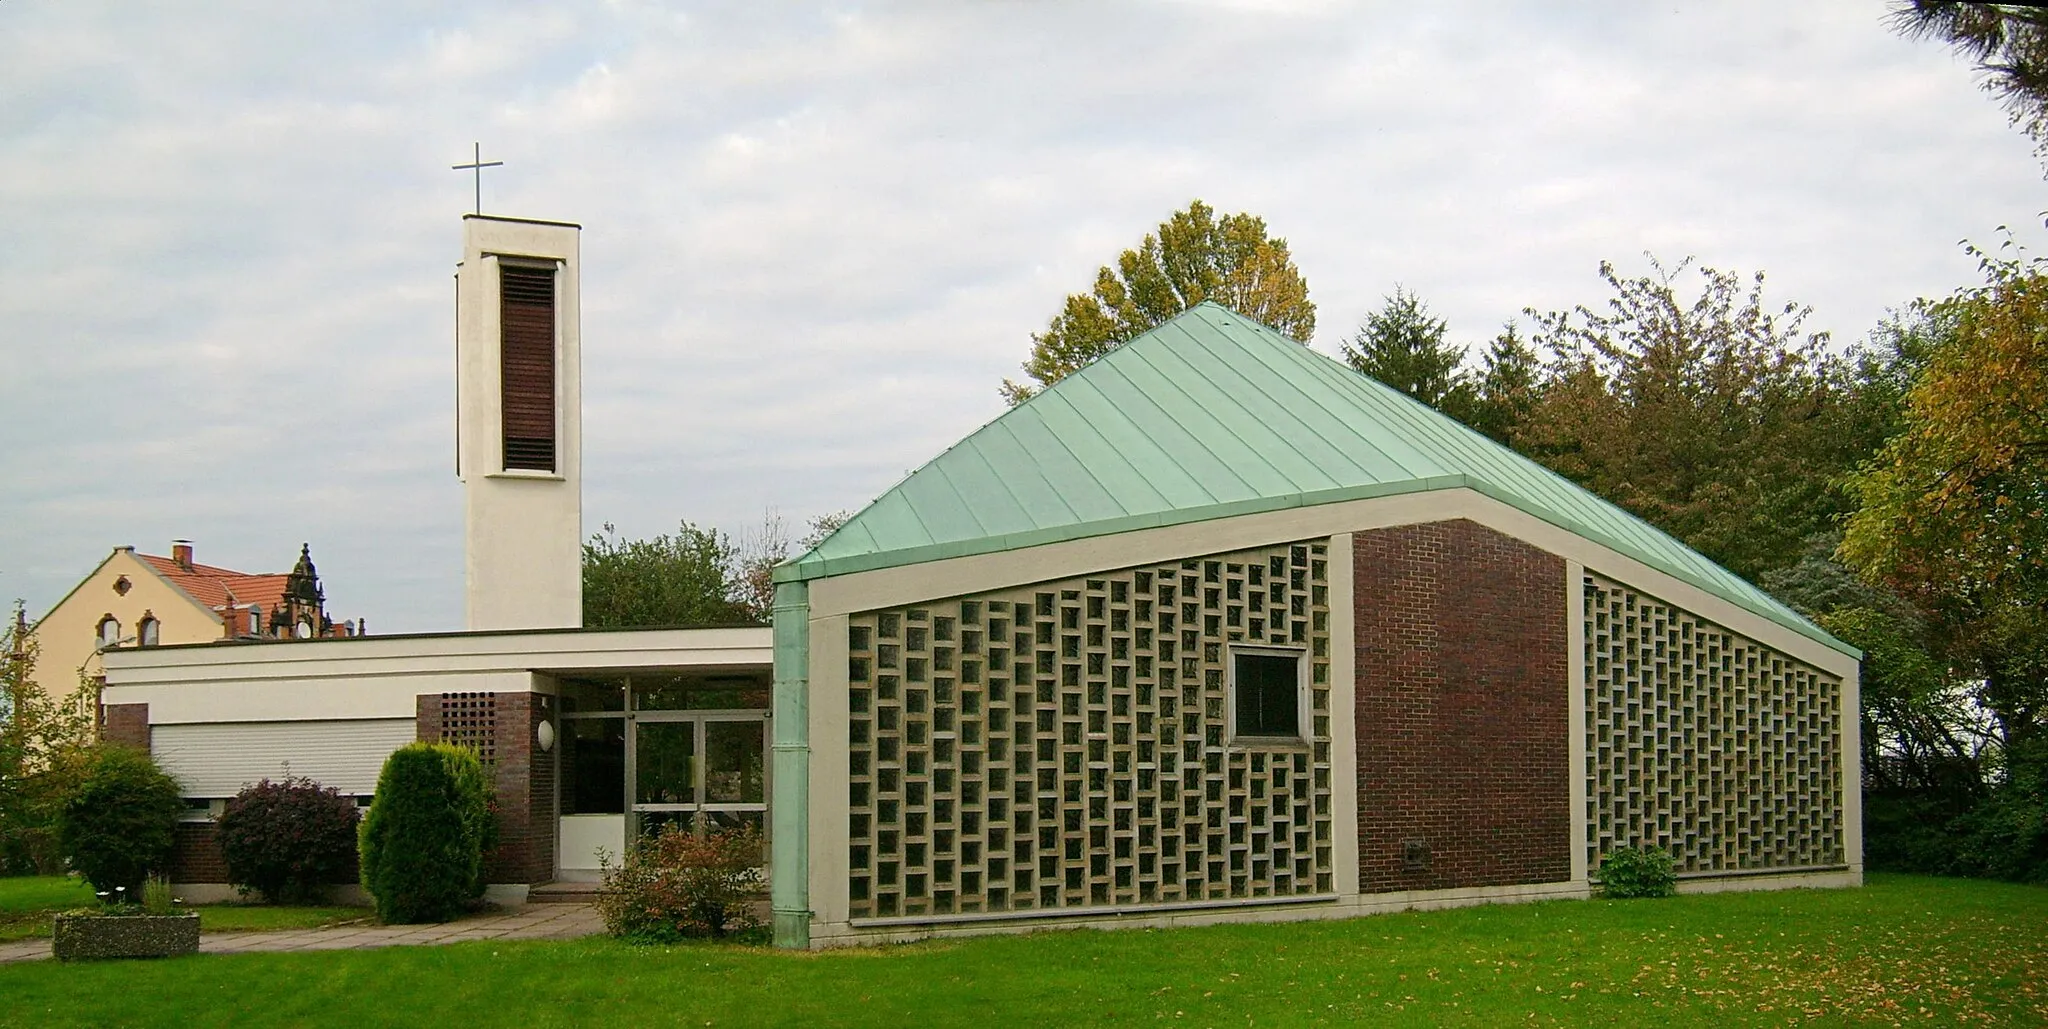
3;1;2045;629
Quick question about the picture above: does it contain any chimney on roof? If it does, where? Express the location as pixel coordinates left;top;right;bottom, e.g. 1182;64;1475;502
171;540;194;571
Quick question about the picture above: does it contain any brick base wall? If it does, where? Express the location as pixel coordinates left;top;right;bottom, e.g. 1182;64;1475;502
168;819;359;886
169;822;228;883
1353;519;1570;893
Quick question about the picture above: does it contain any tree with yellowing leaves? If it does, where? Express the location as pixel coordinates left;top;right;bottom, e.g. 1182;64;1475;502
1002;201;1315;403
1841;246;2048;748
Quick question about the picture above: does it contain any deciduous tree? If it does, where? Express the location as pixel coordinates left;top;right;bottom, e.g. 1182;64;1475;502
582;522;750;628
733;510;852;622
1840;247;2048;748
1003;200;1315;403
1762;533;1986;798
1;604;96;874
1517;256;1853;581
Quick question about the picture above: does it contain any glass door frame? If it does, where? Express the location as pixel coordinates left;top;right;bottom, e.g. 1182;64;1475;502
627;708;770;839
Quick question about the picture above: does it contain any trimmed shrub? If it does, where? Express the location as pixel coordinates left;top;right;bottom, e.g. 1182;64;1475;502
597;823;765;942
216;776;361;904
1599;845;1678;898
57;746;183;897
358;743;495;923
445;745;498;899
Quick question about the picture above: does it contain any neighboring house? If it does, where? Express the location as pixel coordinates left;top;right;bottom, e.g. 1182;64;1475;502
102;214;1862;947
31;540;355;703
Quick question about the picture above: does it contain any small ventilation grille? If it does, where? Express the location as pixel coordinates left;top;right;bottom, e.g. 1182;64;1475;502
438;692;498;766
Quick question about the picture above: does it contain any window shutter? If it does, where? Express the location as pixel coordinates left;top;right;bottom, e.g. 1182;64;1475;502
153;720;416;797
499;264;556;471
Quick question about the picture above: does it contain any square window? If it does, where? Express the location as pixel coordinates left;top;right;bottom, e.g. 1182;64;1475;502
1231;650;1302;740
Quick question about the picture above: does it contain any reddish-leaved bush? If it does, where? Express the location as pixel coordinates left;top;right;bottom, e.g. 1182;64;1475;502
597;823;764;941
216;776;360;904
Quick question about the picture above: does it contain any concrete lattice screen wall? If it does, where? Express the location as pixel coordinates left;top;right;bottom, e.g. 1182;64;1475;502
843;541;1337;919
1583;575;1846;875
1351;520;1572;893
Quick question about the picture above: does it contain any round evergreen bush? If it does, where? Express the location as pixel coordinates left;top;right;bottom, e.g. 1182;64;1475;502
1599;845;1678;898
445;745;498;900
216;776;361;904
358;743;495;923
57;746;183;897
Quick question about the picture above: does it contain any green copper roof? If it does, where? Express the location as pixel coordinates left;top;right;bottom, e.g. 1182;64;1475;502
780;303;1855;659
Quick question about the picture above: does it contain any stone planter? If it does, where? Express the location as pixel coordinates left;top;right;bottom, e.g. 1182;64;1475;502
52;912;201;961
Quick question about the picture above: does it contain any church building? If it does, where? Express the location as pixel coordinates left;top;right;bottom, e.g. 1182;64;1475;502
101;212;1861;949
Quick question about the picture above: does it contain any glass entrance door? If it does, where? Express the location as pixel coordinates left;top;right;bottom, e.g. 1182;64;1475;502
630;715;767;838
556;672;769;877
702;719;767;832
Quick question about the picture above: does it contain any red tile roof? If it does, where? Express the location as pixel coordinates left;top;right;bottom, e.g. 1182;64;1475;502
136;554;293;615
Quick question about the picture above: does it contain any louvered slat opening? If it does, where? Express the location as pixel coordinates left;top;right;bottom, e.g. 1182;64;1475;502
500;264;556;471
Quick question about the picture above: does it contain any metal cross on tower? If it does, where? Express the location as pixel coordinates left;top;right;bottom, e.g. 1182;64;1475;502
451;142;504;215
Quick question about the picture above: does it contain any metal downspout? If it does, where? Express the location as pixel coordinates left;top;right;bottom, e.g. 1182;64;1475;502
770;580;811;948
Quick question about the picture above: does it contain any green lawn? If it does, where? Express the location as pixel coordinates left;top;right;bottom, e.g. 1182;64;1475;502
0;874;96;914
0;876;367;941
0;874;2042;1026
0;876;96;941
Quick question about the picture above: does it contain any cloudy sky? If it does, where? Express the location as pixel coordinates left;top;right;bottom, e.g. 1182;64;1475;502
3;1;2042;632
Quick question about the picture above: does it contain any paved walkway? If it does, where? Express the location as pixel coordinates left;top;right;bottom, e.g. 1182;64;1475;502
0;903;602;964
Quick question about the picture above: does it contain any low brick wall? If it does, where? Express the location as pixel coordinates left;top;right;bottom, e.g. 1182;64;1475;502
168;822;229;884
168;819;359;887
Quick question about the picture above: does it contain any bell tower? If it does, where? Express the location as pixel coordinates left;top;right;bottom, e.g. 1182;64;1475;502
454;214;583;630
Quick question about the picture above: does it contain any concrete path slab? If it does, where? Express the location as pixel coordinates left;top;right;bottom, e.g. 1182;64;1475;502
0;903;604;965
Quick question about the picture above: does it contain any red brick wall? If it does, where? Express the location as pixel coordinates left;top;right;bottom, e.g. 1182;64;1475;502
414;692;443;744
488;691;556;884
169;822;228;883
417;691;556;885
1353;519;1570;892
101;702;149;750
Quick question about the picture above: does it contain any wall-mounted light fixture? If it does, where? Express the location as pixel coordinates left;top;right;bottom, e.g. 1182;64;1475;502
536;719;556;753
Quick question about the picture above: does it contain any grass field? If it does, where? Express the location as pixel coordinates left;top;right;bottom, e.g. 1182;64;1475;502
0;876;367;941
1;874;2043;1026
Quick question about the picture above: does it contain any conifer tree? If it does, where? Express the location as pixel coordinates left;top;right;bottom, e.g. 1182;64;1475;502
1342;287;1475;417
1468;321;1541;444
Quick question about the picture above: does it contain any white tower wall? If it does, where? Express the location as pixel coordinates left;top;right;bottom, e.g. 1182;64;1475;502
455;215;583;630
